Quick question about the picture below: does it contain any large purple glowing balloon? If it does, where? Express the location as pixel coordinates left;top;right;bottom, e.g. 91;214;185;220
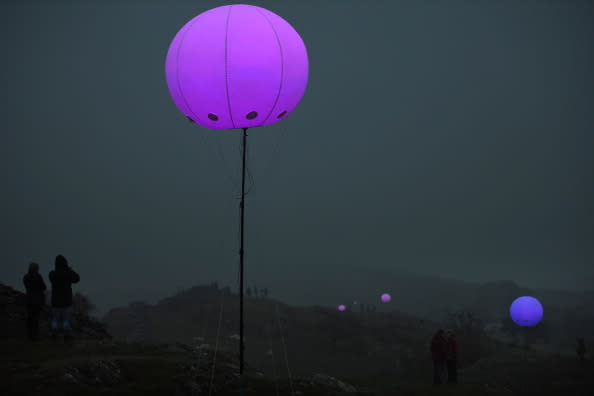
509;296;543;326
338;305;346;311
381;293;391;303
165;4;309;130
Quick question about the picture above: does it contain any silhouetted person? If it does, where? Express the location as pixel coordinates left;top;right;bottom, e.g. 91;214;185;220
246;287;252;297
577;337;586;366
23;262;47;341
263;287;268;298
445;329;458;383
49;255;79;341
430;329;447;384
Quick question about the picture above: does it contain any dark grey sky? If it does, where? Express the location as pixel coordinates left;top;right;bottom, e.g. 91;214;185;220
2;0;593;308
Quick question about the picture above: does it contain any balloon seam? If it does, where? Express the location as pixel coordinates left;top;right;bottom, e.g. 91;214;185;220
255;8;284;125
225;6;236;129
176;14;205;125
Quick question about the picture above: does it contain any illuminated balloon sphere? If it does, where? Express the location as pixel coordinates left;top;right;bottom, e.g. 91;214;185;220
381;293;391;303
338;305;346;312
165;4;309;130
509;296;543;326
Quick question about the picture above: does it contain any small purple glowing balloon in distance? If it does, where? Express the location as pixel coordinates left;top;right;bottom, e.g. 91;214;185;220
338;305;346;311
509;296;543;326
381;293;391;303
165;4;309;130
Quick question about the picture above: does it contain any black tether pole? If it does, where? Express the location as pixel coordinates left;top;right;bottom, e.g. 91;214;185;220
239;127;248;395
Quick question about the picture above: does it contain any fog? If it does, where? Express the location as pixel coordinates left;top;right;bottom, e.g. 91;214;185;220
1;0;592;316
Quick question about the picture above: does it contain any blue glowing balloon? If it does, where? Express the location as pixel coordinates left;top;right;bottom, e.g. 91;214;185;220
338;305;346;311
509;296;543;326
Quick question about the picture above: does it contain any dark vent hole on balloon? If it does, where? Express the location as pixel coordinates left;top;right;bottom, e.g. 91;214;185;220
208;113;219;121
246;111;258;120
277;110;287;119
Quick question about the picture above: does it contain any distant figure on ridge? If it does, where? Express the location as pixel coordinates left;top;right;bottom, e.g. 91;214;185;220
23;262;47;341
576;337;586;366
445;329;459;383
49;255;80;341
430;329;447;384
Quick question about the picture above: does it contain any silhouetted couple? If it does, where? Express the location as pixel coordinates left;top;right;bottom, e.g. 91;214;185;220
23;254;80;341
431;329;458;384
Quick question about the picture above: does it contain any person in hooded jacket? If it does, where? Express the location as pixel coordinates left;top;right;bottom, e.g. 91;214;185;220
23;262;47;341
430;329;447;384
49;254;80;340
576;337;586;367
445;329;459;383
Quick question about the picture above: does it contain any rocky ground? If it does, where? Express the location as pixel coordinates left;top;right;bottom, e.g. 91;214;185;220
1;338;374;396
3;283;593;395
1;284;372;396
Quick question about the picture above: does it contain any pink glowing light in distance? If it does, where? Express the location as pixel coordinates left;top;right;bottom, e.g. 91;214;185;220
338;305;346;311
165;4;309;130
381;293;391;303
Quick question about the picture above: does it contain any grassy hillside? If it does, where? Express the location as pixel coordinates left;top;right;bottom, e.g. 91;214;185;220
102;284;594;395
3;283;593;395
258;267;594;346
0;283;371;395
3;336;592;396
104;285;449;378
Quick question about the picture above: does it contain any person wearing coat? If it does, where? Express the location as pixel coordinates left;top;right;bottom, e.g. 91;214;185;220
576;337;586;366
445;329;459;383
23;262;47;341
48;254;80;340
430;329;447;384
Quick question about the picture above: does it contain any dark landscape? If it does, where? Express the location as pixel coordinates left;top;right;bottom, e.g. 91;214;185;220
2;277;593;395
